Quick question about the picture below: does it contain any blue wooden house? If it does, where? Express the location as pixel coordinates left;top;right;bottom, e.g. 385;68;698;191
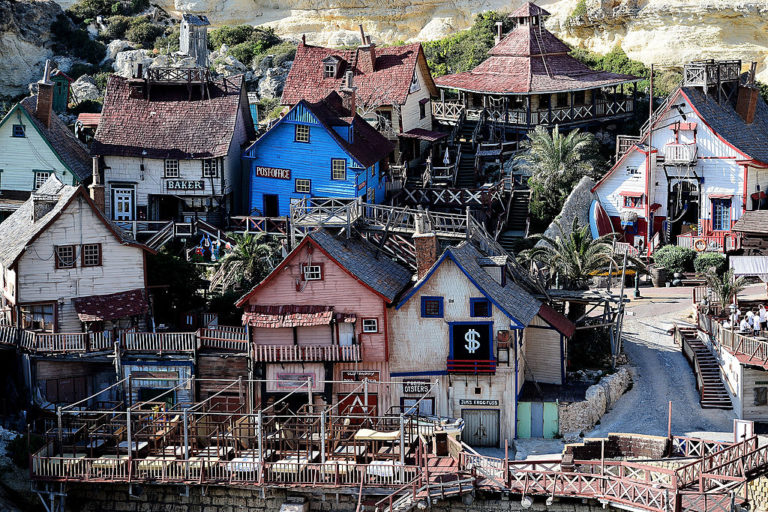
242;91;394;216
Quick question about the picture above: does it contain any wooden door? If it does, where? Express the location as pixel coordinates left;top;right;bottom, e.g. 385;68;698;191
113;188;134;221
461;409;499;447
338;323;354;346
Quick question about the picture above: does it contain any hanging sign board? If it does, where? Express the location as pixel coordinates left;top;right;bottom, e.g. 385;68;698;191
403;380;430;394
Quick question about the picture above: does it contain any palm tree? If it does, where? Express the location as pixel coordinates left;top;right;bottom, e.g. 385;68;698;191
515;125;604;226
210;233;280;293
705;269;747;311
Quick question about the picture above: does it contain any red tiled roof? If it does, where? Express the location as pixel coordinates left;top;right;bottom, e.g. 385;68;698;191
488;24;569;57
92;74;255;159
537;303;575;338
281;42;437;106
242;305;335;328
72;288;148;322
510;2;550;17
77;113;101;128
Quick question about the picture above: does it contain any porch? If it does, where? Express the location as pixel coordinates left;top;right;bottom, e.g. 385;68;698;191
676;232;742;253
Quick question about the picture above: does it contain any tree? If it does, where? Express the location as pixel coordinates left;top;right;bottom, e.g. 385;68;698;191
210;233;281;294
705;269;747;310
515;126;605;228
146;252;206;327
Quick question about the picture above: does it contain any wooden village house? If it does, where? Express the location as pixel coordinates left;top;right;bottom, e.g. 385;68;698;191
592;60;768;255
90;70;255;226
281;27;440;166
236;229;412;414
432;3;638;137
388;238;574;445
0;64;90;219
242;91;394;216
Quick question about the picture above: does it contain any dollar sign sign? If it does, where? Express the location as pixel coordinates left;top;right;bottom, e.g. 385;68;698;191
464;328;481;354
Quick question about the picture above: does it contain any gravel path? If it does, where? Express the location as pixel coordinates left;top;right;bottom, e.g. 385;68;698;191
587;297;736;438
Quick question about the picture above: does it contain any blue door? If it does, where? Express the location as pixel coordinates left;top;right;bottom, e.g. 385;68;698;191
711;198;731;231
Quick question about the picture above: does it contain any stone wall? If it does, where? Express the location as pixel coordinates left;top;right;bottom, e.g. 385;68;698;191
535;176;595;248
558;366;632;441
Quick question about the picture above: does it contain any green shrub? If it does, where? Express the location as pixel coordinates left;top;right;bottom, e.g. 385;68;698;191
571;0;587;18
101;15;131;40
67;63;97;80
694;252;726;275
93;71;111;91
51;14;106;65
209;25;254;50
125;19;165;48
210;26;286;66
70;99;103;114
154;26;180;54
67;0;146;22
653;245;697;273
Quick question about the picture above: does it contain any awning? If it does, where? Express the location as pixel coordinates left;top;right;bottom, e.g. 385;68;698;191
72;288;148;322
242;305;338;328
619;191;644;198
400;128;448;142
730;256;768;282
709;194;733;199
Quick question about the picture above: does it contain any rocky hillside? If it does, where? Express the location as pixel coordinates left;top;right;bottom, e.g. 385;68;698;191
48;0;768;80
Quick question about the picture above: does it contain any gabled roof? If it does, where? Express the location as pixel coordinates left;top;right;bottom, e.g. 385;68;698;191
0;175;151;269
237;229;413;307
510;2;550;17
732;210;768;235
244;92;394;168
281;42;438;106
0;97;92;182
92;74;255;159
396;242;574;336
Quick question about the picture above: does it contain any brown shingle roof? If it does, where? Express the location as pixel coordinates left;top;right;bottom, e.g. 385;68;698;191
17;97;91;181
281;42;437;106
510;2;550;17
733;210;768;235
488;23;569;57
72;288;149;322
92;74;254;159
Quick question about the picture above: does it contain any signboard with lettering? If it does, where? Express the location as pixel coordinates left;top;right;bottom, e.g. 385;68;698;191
276;372;315;390
450;323;492;362
255;166;291;180
459;399;499;406
341;370;380;382
403;380;430;394
167;180;204;191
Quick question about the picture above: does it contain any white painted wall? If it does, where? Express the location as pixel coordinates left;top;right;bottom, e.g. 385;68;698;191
400;62;432;133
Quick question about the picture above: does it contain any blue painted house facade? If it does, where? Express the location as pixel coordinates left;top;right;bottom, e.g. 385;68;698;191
242;92;394;216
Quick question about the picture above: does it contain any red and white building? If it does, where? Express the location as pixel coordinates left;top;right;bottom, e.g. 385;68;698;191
593;60;768;254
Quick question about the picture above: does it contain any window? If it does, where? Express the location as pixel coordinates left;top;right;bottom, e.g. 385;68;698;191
54;245;75;269
82;244;102;267
557;92;569;107
12;124;25;137
623;195;643;208
295;124;310;143
574;90;585;105
302;264;323;281
331;159;346;180
20;303;55;332
470;298;492;317
164;159;179;178
755;387;768;406
402;397;434;416
712;198;732;231
295;178;311;194
34;171;51;189
324;64;336;78
202;159;218;178
419;101;426;119
421;296;444;318
410;72;420;92
362;318;378;333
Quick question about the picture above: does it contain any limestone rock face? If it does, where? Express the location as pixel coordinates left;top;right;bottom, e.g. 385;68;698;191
0;0;62;97
113;49;155;78
257;66;288;99
70;75;101;103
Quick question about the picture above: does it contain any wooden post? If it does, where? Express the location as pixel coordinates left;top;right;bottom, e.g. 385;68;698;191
321;411;326;464
183;408;189;480
667;400;673;439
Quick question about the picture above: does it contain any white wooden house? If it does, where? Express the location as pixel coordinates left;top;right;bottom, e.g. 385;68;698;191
388;238;574;445
0;175;152;333
0;68;91;218
593;60;768;254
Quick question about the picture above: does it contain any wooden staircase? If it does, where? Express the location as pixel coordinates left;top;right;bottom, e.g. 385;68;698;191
456;119;477;144
455;153;476;188
679;327;733;410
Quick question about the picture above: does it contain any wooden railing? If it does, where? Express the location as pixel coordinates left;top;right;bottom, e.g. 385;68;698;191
123;332;196;353
703;316;768;368
229;216;289;236
676;233;741;253
252;344;361;362
0;325;21;346
197;326;248;352
664;143;697;164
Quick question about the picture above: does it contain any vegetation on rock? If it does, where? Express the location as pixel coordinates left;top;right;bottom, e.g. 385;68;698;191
208;25;288;67
67;0;149;23
51;14;106;65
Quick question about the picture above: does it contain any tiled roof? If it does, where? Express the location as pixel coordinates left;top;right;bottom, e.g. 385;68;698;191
72;288;148;322
242;304;335;328
281;42;437;106
17;97;91;181
92;74;254;159
0;175;146;268
435;23;637;94
308;229;413;302
510;2;550;17
732;210;768;234
682;85;768;166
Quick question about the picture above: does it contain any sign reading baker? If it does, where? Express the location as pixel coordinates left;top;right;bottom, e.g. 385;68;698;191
167;180;204;191
255;166;291;180
450;322;492;361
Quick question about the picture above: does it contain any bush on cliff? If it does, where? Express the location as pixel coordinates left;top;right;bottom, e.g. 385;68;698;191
51;14;106;65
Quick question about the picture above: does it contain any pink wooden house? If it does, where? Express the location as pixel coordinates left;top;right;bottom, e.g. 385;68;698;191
236;229;412;413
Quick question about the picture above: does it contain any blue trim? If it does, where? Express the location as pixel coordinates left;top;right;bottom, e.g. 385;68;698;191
396;249;524;328
470;297;492;317
514;329;519;439
421;296;444;318
391;370;448;377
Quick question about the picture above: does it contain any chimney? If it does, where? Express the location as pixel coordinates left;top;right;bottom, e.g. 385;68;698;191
89;157;105;212
359;25;377;71
301;34;306;46
36;60;54;129
32;193;58;222
495;21;503;45
340;70;357;115
736;63;759;125
413;232;439;280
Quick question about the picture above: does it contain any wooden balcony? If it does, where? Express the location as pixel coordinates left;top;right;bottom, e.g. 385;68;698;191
123;332;196;353
676;233;741;253
663;143;697;165
683;60;741;88
252;344;361;362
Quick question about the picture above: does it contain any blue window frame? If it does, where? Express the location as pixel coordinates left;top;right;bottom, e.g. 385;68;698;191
12;124;25;137
421;296;444;318
712;198;731;231
470;298;492;317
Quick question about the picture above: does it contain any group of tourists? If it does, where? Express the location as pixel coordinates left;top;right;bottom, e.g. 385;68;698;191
722;305;768;334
